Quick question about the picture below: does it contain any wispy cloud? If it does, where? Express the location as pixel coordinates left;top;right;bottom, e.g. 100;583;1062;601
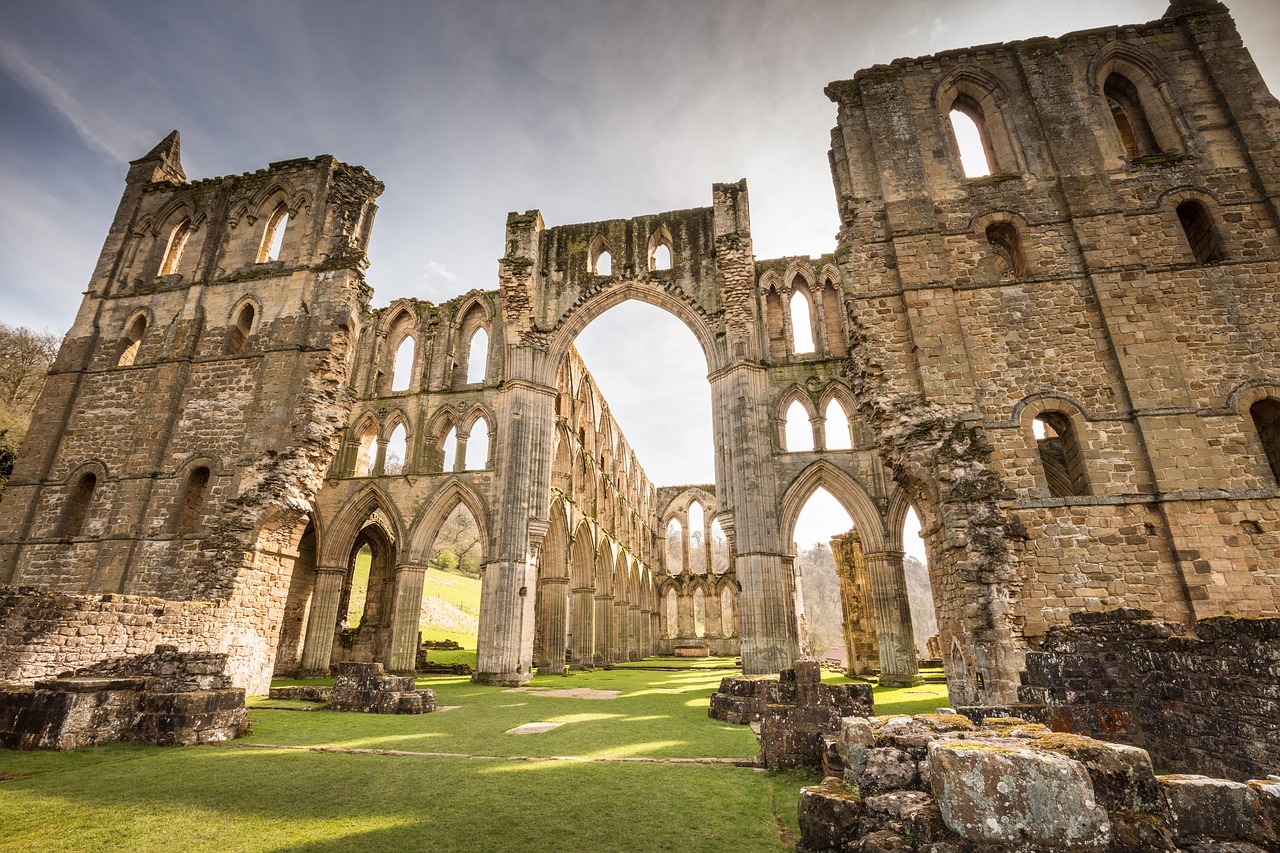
423;261;458;283
0;34;139;164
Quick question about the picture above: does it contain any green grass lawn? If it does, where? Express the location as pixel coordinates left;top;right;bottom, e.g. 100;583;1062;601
0;665;950;852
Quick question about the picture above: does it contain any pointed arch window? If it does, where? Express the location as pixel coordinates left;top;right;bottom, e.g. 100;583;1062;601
159;219;191;276
117;315;148;367
354;422;378;476
384;423;407;475
589;236;613;276
666;518;683;574
949;98;994;178
1104;73;1158;158
785;400;814;452
825;399;853;450
790;288;816;354
986;222;1028;280
687;501;705;575
441;426;458;473
257;204;289;263
175;466;211;536
649;227;673;272
765;284;787;360
465;416;490;470
61;473;97;538
227;303;255;355
1176;201;1226;265
1250;399;1280;487
1034;413;1089;498
466;328;489;384
391;336;415;391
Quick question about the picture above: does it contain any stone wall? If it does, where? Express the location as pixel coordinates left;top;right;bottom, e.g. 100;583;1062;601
1019;608;1280;782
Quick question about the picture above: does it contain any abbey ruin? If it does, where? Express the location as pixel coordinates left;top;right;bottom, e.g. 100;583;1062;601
1;0;1278;727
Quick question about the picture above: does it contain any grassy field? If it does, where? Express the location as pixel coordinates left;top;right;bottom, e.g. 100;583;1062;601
0;665;950;852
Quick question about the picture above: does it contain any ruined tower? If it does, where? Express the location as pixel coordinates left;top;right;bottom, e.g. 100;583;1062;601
0;134;383;693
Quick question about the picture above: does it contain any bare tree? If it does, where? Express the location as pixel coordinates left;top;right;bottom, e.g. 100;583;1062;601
0;323;60;408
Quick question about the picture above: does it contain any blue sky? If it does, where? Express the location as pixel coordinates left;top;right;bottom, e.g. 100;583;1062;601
4;1;1277;552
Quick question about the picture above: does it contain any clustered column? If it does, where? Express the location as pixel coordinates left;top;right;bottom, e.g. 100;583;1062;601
298;565;347;676
865;548;920;686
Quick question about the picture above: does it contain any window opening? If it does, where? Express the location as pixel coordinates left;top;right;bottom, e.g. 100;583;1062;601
346;543;372;628
949;101;992;177
793;487;854;661
720;586;734;637
986;222;1027;280
710;518;729;574
687;501;705;574
391;337;415;391
1034;413;1088;497
354;423;378;476
428;502;484;577
117;315;147;367
666;518;683;573
175;466;210;536
1104;73;1158;158
257;205;289;263
790;290;815;354
1250;399;1280;487
825;399;853;450
903;507;938;659
1176;201;1225;265
61;473;97;538
466;327;488;384
651;243;671;271
595;250;612;276
441;426;457;473
465;416;490;470
227;304;254;355
159;220;191;276
384;424;407;475
785;400;813;451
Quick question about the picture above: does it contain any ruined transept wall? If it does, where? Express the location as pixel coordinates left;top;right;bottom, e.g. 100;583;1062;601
827;0;1280;703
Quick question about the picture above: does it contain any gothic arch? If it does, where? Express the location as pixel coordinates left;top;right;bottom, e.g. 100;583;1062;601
933;64;1023;176
1088;40;1187;160
779;459;887;552
380;408;412;440
406;479;489;564
543;284;721;386
319;486;403;566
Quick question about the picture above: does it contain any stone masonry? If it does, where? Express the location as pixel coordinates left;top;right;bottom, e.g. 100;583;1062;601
0;0;1276;759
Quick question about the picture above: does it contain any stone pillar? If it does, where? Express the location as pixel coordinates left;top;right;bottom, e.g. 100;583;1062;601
677;589;695;638
645;609;657;656
594;594;613;665
706;586;724;641
866;549;921;686
570;587;594;669
536;576;568;674
386;563;426;673
832;532;880;677
613;598;628;662
628;604;642;661
299;565;346;676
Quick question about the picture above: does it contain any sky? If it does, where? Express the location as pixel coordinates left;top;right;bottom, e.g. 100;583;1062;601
3;0;1278;557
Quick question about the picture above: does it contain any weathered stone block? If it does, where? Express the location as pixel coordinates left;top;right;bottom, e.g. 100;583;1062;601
796;778;863;853
929;740;1112;847
1160;775;1270;844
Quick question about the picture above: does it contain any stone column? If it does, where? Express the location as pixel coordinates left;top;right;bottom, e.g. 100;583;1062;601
628;604;642;661
645;609;657;656
832;532;880;677
866;548;921;686
535;576;568;674
613;598;628;662
706;586;724;642
570;587;595;669
298;565;346;676
594;594;613;665
386;563;427;673
676;589;696;639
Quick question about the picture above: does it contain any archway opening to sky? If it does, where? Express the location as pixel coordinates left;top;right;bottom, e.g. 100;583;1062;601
792;486;853;662
570;301;714;486
902;505;938;660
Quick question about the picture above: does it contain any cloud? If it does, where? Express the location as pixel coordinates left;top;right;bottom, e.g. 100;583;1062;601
0;34;139;164
422;260;458;283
